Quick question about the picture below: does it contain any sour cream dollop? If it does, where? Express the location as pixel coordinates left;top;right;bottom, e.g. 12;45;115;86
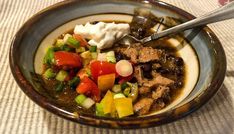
74;22;130;49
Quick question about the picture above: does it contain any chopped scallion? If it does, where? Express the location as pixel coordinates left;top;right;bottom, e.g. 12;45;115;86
43;68;56;79
55;39;65;47
89;46;97;52
95;103;105;116
123;87;131;96
55;70;68;82
55;82;65;92
112;84;121;93
67;37;80;48
91;52;98;59
106;51;116;63
43;48;54;64
113;93;126;99
68;76;80;88
75;94;87;105
81;98;95;109
121;82;129;90
60;45;73;52
76;47;86;53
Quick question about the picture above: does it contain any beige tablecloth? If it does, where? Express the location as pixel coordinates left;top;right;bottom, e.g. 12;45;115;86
0;0;234;133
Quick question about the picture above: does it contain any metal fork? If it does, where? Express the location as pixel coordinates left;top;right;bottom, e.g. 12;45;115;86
118;1;234;45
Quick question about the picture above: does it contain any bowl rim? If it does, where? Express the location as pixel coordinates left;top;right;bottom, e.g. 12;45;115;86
9;0;227;129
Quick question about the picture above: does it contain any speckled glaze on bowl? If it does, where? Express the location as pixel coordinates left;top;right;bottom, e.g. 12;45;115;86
9;0;226;129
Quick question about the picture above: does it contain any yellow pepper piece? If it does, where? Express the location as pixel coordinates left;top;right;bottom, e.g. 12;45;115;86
101;90;114;114
98;73;115;92
114;98;134;118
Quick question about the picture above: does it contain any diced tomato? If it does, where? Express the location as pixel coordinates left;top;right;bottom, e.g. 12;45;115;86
90;61;117;81
73;34;88;47
118;75;133;84
54;51;82;68
76;76;100;102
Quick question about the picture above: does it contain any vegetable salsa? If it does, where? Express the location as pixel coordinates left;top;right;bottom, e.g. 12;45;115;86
40;10;185;118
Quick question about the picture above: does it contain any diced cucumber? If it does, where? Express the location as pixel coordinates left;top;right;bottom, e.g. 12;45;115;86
75;94;87;105
112;84;121;93
55;70;68;81
76;47;86;53
43;68;56;79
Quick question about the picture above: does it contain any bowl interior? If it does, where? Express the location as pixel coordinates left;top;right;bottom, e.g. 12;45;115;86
10;0;226;128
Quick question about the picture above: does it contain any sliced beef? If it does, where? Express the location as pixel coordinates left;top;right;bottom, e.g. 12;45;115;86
152;86;170;100
115;44;161;64
115;44;142;63
138;47;160;63
134;66;143;85
134;66;174;88
143;72;174;88
152;63;161;70
150;99;166;111
142;75;173;87
139;86;151;94
133;98;153;115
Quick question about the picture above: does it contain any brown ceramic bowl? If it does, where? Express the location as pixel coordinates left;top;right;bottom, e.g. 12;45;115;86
9;0;226;129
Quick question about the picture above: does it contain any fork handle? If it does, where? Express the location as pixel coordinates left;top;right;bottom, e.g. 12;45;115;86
143;1;234;43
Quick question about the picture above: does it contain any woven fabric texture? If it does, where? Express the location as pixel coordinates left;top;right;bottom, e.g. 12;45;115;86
0;0;233;133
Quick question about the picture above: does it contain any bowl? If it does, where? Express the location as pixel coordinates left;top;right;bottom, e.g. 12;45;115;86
9;0;226;129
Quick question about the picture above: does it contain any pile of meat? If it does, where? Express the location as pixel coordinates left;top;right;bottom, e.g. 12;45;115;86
115;44;184;116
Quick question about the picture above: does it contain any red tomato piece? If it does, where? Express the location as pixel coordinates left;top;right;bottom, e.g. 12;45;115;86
73;34;88;47
90;61;117;81
76;76;100;102
54;51;82;68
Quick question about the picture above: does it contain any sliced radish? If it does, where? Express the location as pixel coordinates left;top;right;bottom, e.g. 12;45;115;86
115;60;133;77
